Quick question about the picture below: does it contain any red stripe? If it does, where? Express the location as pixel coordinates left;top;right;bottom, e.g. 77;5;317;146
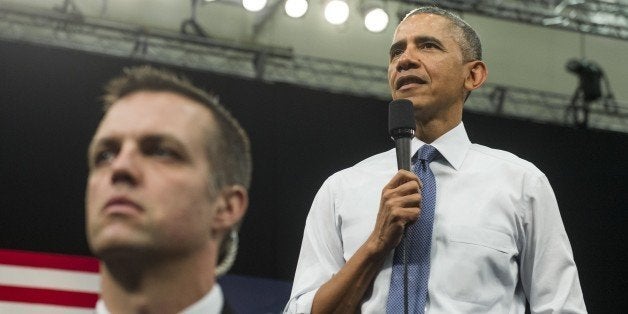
0;249;99;273
0;285;98;308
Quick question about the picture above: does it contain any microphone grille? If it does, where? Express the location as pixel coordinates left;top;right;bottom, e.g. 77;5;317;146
388;99;415;136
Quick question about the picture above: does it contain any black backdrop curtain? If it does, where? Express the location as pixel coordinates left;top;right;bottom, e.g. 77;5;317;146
1;40;626;312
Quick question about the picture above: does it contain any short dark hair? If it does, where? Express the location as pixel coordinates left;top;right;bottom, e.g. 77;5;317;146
102;65;252;191
404;6;482;61
102;65;252;274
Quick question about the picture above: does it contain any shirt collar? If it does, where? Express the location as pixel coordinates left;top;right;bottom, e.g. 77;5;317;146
184;283;223;314
410;122;470;171
95;283;224;314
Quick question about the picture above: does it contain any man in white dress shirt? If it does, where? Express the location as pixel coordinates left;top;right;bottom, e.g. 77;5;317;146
286;7;587;313
86;65;251;313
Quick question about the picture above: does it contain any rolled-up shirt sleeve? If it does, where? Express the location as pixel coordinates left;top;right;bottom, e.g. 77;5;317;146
284;175;346;313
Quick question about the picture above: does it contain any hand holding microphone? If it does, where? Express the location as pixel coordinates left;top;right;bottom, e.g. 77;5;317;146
368;99;421;253
386;98;421;232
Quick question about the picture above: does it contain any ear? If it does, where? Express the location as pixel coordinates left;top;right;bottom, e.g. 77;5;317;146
464;60;488;92
211;185;249;235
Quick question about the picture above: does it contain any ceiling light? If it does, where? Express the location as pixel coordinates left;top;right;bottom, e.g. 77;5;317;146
324;0;350;25
364;7;388;32
243;0;267;12
285;0;308;18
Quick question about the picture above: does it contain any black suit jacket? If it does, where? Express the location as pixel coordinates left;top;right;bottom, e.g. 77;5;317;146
222;297;235;314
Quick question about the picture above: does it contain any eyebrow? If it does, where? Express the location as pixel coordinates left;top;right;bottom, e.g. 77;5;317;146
414;35;444;47
88;137;117;156
389;35;446;56
87;134;188;157
141;134;187;152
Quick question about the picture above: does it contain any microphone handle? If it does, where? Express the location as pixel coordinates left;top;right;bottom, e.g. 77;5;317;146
395;137;412;171
393;135;412;314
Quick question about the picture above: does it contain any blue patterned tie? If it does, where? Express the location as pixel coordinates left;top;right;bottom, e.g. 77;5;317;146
387;144;439;314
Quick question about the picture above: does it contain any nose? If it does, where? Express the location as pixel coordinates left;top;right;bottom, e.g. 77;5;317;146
110;143;141;186
396;49;420;72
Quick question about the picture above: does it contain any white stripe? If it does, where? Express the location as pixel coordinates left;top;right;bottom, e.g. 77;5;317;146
0;264;100;293
0;301;94;314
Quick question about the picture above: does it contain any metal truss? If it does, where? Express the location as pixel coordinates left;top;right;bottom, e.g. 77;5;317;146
408;0;628;41
1;3;627;133
466;83;628;132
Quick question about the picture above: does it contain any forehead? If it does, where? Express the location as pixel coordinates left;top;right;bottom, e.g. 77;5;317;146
94;91;215;143
393;13;456;42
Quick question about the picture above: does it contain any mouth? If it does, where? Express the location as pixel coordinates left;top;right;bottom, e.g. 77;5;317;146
395;75;427;91
103;196;143;215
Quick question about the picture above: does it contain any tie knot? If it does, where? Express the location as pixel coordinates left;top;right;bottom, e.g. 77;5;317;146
418;144;439;163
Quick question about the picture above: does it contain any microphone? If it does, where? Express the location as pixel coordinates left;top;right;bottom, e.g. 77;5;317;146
388;98;415;314
388;99;415;171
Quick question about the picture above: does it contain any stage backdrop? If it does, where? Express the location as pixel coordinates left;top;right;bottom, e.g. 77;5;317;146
1;40;626;313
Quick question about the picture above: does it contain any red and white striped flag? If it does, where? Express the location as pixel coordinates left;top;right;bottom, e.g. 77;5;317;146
0;249;100;313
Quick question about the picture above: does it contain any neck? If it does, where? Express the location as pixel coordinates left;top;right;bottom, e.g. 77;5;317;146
414;116;461;144
99;244;216;314
413;101;462;143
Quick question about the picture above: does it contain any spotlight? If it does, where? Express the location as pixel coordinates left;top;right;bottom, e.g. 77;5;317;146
566;58;603;102
285;0;308;18
363;7;388;32
243;0;267;12
324;0;350;25
565;58;611;128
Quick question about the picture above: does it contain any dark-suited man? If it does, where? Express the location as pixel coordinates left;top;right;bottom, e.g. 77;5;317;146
86;65;251;314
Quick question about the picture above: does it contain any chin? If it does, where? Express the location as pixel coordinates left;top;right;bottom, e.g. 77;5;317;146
89;229;151;258
92;241;158;266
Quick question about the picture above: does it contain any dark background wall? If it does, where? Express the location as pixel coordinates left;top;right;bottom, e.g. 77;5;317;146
1;40;626;312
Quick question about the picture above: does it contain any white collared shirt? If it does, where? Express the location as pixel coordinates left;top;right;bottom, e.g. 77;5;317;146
285;123;586;313
96;284;224;314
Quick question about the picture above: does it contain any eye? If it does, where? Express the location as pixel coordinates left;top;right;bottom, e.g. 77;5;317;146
92;149;116;166
389;48;405;60
419;42;440;50
139;136;187;163
145;144;182;160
